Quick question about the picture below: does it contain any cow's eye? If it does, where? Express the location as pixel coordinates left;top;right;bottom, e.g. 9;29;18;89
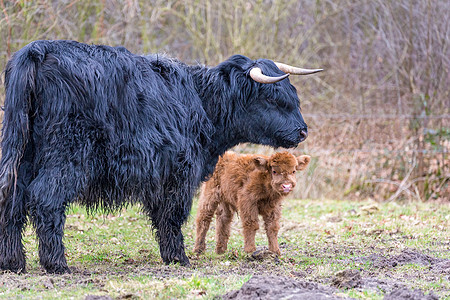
292;170;296;174
272;170;277;174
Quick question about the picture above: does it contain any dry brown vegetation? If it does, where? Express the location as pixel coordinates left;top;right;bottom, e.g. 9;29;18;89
0;0;448;201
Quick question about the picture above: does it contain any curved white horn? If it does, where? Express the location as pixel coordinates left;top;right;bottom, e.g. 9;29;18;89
249;67;289;84
275;62;323;75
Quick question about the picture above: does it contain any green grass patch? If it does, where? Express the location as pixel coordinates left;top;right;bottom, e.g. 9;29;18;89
1;198;449;299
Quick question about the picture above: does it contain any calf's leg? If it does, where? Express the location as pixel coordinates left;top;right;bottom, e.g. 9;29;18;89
194;188;219;254
261;206;282;255
215;202;234;254
239;199;259;253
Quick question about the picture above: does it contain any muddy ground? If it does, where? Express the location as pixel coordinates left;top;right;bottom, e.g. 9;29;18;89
222;247;447;299
1;247;448;299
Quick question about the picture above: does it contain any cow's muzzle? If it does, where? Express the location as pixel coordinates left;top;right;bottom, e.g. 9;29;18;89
299;129;308;142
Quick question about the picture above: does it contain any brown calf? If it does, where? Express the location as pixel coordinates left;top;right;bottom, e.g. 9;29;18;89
194;151;311;256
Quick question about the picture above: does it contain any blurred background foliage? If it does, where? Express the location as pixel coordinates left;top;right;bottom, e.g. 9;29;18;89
0;0;448;201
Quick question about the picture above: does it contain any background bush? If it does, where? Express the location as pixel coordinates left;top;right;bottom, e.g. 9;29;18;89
0;0;448;201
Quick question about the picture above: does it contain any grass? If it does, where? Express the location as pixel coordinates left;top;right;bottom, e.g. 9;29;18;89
0;198;449;299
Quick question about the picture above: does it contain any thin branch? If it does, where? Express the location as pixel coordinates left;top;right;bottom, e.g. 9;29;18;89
0;0;11;57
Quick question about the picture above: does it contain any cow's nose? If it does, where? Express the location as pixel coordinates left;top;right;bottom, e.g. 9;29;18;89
299;129;308;142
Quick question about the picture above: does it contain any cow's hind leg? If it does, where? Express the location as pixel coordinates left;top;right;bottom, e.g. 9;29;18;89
0;154;34;273
0;199;27;273
29;168;82;274
0;180;28;273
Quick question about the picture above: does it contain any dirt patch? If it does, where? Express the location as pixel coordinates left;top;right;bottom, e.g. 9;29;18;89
222;275;345;300
85;296;113;300
431;260;450;275
356;248;446;269
0;269;108;293
350;248;450;295
222;273;442;300
384;287;439;300
217;247;449;298
331;269;361;289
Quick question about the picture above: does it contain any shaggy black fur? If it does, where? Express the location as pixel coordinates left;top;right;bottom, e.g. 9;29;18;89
0;40;308;273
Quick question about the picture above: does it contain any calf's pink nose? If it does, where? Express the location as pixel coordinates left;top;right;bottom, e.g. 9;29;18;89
282;184;292;192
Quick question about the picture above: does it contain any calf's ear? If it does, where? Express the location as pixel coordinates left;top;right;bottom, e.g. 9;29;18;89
253;156;268;170
296;155;311;171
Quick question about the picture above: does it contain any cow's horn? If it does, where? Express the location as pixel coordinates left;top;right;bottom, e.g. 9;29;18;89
275;62;323;75
249;67;289;84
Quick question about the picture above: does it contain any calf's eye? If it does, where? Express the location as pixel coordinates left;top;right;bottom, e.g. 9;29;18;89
272;170;277;174
292;170;296;174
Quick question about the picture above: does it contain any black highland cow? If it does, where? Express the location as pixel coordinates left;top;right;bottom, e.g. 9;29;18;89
0;40;321;274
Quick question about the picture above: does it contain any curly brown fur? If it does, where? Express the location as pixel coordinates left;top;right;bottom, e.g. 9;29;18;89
194;151;310;255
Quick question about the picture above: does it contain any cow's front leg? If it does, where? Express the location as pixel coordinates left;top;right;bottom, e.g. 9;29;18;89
148;195;191;266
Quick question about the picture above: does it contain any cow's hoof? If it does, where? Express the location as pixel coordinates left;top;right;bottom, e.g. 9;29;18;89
0;259;26;274
174;255;191;267
165;252;191;267
44;264;71;274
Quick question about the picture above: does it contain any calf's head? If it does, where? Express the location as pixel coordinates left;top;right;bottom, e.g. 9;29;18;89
255;152;311;195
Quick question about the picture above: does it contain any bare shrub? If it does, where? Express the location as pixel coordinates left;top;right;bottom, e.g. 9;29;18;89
0;0;448;201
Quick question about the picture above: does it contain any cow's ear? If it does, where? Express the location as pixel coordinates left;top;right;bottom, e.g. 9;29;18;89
296;155;311;171
254;156;268;170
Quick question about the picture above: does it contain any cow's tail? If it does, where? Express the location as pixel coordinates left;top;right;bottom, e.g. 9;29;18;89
0;42;46;209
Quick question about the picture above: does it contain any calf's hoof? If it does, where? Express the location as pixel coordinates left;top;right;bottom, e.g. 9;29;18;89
193;245;205;255
215;247;227;255
270;248;281;256
244;246;257;254
249;249;280;262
